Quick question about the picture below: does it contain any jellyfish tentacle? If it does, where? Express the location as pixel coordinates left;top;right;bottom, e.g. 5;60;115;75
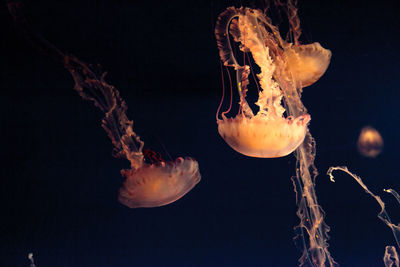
270;2;335;264
215;7;240;67
275;0;301;45
383;246;399;267
10;0;201;209
384;189;400;206
65;57;146;170
8;1;144;169
7;1;65;63
237;10;284;117
328;167;400;267
215;7;253;118
246;52;261;94
235;65;253;117
63;55;144;169
220;65;234;118
327;166;400;250
292;135;337;267
216;61;227;120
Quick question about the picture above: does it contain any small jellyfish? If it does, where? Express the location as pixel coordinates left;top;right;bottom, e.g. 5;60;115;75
357;126;384;158
215;7;330;158
8;1;201;208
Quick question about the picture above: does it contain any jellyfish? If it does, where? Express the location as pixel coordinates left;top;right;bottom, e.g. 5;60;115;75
215;3;336;266
215;6;330;158
327;167;400;266
8;1;201;209
357;126;384;158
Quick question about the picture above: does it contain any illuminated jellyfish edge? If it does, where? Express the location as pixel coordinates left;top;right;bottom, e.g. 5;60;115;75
118;157;201;208
217;114;310;158
284;42;332;88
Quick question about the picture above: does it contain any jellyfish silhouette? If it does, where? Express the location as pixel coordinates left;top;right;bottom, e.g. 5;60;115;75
8;1;201;208
215;3;336;266
215;6;330;158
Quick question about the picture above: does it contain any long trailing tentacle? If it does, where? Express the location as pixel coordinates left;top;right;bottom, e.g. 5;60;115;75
384;246;399;267
63;56;144;169
385;189;400;206
327;166;400;250
7;0;144;169
215;7;253;118
275;0;301;45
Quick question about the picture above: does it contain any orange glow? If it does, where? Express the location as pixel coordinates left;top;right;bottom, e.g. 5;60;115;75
284;42;331;88
215;7;330;159
63;55;202;209
215;4;336;266
119;158;200;208
218;114;309;158
357;126;383;158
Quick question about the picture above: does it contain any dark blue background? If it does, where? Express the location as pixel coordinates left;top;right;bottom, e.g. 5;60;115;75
1;1;400;266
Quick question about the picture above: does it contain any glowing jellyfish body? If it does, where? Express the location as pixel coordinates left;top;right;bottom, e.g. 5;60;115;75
7;2;201;209
65;56;201;209
284;42;332;87
216;4;336;266
215;7;330;158
357;126;383;158
218;114;309;157
119;157;200;208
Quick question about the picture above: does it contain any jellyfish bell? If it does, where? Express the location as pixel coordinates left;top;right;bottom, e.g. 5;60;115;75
283;42;332;87
119;157;200;208
218;113;310;158
357;126;384;158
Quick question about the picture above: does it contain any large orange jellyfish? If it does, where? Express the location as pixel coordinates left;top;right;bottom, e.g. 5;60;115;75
8;1;201;209
215;6;330;158
215;2;336;266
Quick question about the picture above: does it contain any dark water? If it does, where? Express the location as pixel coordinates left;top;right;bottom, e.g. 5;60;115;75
1;1;400;266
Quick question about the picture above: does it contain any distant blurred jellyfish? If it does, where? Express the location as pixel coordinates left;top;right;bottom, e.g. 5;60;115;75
357;126;383;158
215;3;336;266
28;253;36;267
8;1;200;209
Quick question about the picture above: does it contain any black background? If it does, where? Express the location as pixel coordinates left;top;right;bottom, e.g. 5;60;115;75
1;0;400;266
